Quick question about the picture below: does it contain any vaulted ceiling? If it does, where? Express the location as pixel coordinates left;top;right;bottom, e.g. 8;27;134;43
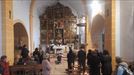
33;0;106;33
34;0;88;17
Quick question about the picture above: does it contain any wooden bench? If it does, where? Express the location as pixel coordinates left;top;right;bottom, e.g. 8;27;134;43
10;64;42;75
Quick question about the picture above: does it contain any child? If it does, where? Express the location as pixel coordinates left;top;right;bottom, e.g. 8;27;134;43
0;55;9;75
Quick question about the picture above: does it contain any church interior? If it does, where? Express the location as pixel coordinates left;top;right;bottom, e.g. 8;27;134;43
0;0;134;75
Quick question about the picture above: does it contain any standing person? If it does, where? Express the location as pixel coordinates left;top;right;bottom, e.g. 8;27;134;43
21;44;29;58
87;49;92;73
77;46;86;74
67;47;75;71
42;57;51;75
101;50;112;75
39;47;45;64
89;51;101;75
0;55;9;75
115;57;133;75
33;48;40;63
129;64;134;75
56;50;62;64
95;49;103;62
50;43;54;53
114;57;122;75
46;45;50;54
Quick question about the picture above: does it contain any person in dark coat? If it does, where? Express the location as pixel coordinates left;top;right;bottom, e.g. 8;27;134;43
39;48;45;64
101;50;112;75
77;46;86;74
89;51;101;75
46;46;50;54
87;49;92;73
95;49;103;61
33;48;40;63
67;47;75;70
21;45;29;58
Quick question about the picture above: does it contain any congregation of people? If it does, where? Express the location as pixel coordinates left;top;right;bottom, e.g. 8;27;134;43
0;44;134;75
67;46;134;75
0;44;51;75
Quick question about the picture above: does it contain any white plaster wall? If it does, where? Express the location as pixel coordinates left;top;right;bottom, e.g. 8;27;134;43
59;0;85;16
13;0;31;49
79;27;85;44
115;0;121;56
0;1;3;56
33;0;56;49
120;1;134;62
12;0;82;50
33;9;40;49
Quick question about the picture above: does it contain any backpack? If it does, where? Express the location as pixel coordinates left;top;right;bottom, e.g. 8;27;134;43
123;69;130;75
121;65;131;75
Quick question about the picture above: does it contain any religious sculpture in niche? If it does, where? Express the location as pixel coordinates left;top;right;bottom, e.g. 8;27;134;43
40;2;77;45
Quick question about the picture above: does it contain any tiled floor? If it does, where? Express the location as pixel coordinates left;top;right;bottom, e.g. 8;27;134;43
49;54;89;75
50;57;68;75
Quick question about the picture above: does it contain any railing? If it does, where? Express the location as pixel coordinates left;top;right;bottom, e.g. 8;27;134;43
10;64;42;75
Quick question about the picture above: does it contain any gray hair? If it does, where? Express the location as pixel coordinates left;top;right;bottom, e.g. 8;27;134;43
116;56;122;64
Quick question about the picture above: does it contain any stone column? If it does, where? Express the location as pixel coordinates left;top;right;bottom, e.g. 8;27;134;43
105;0;116;70
111;0;116;70
85;16;92;51
29;0;35;52
2;0;14;65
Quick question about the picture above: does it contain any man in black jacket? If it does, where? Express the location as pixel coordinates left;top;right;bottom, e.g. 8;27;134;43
88;51;101;75
87;49;92;73
101;50;112;75
67;47;75;71
21;45;29;58
33;48;40;63
77;46;86;74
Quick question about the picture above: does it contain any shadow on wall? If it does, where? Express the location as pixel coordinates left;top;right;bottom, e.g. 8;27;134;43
91;14;105;51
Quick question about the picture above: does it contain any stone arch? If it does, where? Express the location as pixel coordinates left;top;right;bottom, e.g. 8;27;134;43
14;22;29;49
13;22;29;63
91;14;105;51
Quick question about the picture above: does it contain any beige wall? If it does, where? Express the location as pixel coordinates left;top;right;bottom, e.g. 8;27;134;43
120;1;134;62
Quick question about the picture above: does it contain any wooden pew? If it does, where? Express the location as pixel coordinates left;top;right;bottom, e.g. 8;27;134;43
10;64;42;75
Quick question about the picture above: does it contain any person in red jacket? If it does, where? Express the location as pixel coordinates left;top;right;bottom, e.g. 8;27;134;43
0;55;9;75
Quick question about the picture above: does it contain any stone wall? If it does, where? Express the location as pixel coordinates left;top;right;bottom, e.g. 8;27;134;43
13;0;31;50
